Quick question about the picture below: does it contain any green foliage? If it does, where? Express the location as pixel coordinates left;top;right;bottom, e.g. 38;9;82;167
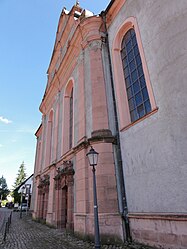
0;175;9;200
12;161;27;189
13;191;21;204
12;161;27;203
1;200;7;207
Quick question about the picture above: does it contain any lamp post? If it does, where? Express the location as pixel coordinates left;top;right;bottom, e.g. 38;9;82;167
86;146;101;249
20;185;25;219
25;184;31;215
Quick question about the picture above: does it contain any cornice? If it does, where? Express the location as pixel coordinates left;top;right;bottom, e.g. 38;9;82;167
105;0;126;28
35;123;42;137
59;129;116;161
40;15;104;114
39;80;60;114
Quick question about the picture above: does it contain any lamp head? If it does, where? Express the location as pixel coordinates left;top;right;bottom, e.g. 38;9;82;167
86;146;99;167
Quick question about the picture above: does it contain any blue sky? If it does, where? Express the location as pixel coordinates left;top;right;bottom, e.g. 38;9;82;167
0;0;109;189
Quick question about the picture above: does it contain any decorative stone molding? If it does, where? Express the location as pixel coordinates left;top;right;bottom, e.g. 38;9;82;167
88;40;102;51
91;129;112;137
38;174;50;194
38;174;50;188
88;129;116;144
58;130;117;160
128;213;187;221
54;161;74;190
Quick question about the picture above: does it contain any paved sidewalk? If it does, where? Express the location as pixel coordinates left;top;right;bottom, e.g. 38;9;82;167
0;211;156;249
0;208;11;230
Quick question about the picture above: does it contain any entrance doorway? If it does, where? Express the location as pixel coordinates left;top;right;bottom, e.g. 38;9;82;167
60;186;68;228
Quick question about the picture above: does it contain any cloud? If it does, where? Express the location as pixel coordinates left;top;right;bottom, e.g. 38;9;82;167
0;116;12;124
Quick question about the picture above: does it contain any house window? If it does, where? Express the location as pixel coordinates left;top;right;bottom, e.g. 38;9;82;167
69;88;73;149
121;29;151;122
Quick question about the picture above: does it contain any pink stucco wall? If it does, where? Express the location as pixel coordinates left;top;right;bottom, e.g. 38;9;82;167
32;3;123;243
32;1;187;248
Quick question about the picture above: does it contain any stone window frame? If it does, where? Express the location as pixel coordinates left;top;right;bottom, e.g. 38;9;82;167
36;140;42;174
62;78;74;154
46;109;54;166
69;88;73;149
111;16;157;131
121;28;152;122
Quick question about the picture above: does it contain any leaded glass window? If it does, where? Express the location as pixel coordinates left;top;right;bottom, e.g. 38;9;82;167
121;29;151;122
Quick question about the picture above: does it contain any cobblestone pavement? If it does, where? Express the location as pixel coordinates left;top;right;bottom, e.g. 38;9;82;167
0;208;11;225
0;210;156;249
0;208;11;237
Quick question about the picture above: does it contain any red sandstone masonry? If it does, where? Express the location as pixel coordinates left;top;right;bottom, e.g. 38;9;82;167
129;214;187;249
140;230;158;243
181;235;187;247
159;233;179;245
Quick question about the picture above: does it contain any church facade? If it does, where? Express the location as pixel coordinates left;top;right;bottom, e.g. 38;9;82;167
31;1;187;248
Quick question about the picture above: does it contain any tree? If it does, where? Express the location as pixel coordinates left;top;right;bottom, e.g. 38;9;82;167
12;161;27;189
12;161;27;203
0;175;9;200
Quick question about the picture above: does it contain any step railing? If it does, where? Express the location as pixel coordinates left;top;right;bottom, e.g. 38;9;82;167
0;211;12;242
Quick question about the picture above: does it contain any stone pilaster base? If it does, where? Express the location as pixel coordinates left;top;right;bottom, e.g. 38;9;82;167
74;213;124;242
129;213;187;249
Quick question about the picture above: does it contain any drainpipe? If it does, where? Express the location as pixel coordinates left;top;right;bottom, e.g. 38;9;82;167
100;11;131;242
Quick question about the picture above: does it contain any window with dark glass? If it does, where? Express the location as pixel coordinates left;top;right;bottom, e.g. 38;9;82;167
121;29;151;122
69;88;73;149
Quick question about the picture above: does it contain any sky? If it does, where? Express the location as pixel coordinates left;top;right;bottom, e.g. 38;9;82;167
0;0;109;190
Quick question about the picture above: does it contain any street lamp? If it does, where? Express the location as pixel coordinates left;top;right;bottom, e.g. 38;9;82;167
86;146;100;249
20;185;25;219
25;184;31;215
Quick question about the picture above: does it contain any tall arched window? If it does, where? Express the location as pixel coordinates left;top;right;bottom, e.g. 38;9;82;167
121;29;151;122
37;141;42;173
62;79;74;154
112;17;157;130
46;110;53;166
69;88;73;149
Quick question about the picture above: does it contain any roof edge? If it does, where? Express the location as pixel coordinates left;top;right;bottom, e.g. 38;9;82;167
13;174;34;192
105;0;115;13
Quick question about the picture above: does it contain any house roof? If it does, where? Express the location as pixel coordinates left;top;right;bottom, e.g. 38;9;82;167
13;174;34;193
